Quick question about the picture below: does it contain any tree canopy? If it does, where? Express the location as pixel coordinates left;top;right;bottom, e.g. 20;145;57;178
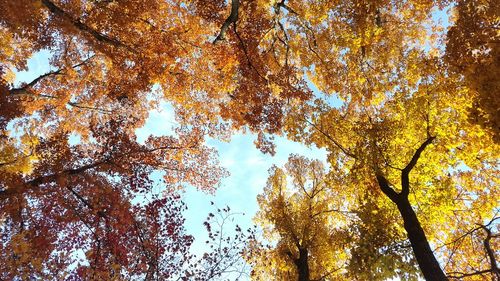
0;0;498;280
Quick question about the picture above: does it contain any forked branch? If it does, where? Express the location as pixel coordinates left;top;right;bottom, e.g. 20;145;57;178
401;136;435;196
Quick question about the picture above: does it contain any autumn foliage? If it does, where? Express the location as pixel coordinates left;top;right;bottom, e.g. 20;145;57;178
1;0;499;280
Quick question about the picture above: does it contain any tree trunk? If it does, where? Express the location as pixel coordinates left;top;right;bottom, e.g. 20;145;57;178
395;197;448;281
375;136;447;280
294;248;310;281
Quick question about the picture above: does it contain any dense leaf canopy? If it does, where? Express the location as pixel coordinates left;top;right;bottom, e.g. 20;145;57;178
0;0;498;280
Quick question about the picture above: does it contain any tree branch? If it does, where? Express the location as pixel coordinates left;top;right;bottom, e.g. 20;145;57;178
401;136;435;197
276;0;299;16
311;208;353;219
448;269;494;279
213;0;239;43
66;102;112;114
10;70;62;95
41;0;131;50
375;170;400;202
0;142;199;201
10;56;94;95
481;225;500;279
304;118;357;159
232;26;268;82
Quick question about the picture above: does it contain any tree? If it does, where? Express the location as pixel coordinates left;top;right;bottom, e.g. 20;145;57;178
0;1;230;278
247;155;420;281
247;155;349;281
445;0;500;142
283;50;499;280
0;115;227;279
